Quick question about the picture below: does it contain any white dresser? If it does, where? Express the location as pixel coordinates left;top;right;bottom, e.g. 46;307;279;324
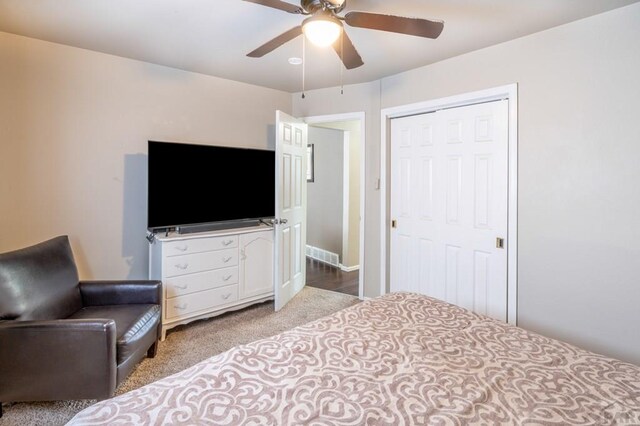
149;226;274;340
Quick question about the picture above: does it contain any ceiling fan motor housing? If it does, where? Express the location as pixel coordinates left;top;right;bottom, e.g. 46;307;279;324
301;0;346;14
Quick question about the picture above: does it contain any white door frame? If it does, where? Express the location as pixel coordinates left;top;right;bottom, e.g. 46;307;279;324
341;130;351;273
380;84;518;324
304;112;366;300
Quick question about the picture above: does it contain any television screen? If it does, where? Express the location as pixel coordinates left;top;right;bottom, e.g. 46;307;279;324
148;141;275;230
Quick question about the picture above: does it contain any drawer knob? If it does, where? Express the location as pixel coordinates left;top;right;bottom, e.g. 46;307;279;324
174;303;187;310
175;245;188;252
222;240;233;246
222;256;232;263
221;293;231;300
175;263;189;270
222;275;232;281
174;284;188;290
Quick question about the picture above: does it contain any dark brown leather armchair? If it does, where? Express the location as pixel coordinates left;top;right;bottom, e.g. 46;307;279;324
0;236;162;417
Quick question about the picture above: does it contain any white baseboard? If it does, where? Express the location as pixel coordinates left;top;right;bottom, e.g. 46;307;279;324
306;245;340;268
339;264;360;272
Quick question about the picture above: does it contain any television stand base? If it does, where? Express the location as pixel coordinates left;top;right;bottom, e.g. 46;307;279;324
176;220;260;235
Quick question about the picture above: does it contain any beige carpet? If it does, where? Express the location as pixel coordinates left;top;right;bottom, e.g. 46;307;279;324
1;287;360;426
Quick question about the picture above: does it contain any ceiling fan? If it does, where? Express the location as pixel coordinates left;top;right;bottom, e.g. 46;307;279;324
244;0;444;70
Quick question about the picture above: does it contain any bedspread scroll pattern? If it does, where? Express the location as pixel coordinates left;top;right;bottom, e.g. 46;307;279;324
68;293;640;425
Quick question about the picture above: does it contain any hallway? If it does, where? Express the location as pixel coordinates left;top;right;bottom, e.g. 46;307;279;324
305;258;358;297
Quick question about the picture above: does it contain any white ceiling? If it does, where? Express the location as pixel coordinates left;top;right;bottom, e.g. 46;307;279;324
0;0;637;92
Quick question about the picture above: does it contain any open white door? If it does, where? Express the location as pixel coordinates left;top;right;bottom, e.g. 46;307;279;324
274;110;308;311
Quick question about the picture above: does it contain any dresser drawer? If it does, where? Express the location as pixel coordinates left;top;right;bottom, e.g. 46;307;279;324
163;248;238;278
164;235;238;257
166;285;238;319
165;266;238;298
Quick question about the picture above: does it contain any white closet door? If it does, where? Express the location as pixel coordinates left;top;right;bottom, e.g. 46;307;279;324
390;100;509;321
274;110;308;311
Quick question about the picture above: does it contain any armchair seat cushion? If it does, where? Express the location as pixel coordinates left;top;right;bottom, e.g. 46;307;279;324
68;304;160;363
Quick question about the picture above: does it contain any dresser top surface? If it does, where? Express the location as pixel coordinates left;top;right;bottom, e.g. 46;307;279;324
154;224;273;242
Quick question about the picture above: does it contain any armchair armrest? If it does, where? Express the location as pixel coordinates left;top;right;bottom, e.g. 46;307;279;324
0;319;117;401
79;280;162;306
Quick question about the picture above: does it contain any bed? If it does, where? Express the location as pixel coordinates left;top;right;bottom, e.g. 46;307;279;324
69;292;640;425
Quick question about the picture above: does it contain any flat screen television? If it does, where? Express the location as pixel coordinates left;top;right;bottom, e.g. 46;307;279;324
147;141;275;231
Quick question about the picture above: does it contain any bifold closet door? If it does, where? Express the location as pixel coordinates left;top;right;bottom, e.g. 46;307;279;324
390;100;509;321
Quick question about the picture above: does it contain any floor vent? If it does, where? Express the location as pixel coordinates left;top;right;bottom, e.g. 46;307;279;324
305;245;340;268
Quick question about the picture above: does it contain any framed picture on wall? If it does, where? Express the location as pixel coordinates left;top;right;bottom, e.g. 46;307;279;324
307;144;315;182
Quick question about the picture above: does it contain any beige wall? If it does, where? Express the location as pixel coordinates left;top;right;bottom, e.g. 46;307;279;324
313;120;361;268
0;31;291;280
307;126;344;257
293;3;640;364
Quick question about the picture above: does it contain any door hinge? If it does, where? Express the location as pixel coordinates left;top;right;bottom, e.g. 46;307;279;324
392;219;397;229
496;237;505;249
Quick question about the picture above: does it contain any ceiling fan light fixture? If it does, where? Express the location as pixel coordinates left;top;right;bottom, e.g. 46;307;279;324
302;14;342;48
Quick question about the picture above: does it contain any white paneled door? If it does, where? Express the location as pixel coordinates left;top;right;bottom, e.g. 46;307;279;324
274;111;308;311
390;100;509;321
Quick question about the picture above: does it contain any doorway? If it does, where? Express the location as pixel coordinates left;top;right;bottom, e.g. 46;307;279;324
304;113;365;298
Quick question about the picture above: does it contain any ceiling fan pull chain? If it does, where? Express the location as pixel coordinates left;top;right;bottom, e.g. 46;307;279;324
302;36;306;99
340;30;344;95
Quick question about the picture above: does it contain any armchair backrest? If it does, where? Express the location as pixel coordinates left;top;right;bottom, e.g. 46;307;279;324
0;236;82;320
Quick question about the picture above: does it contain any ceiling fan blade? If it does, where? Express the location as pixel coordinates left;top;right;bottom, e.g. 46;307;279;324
332;30;364;69
344;11;444;39
247;26;303;58
243;0;304;14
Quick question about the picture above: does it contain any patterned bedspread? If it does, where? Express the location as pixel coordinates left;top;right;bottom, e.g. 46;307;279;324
69;293;640;425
